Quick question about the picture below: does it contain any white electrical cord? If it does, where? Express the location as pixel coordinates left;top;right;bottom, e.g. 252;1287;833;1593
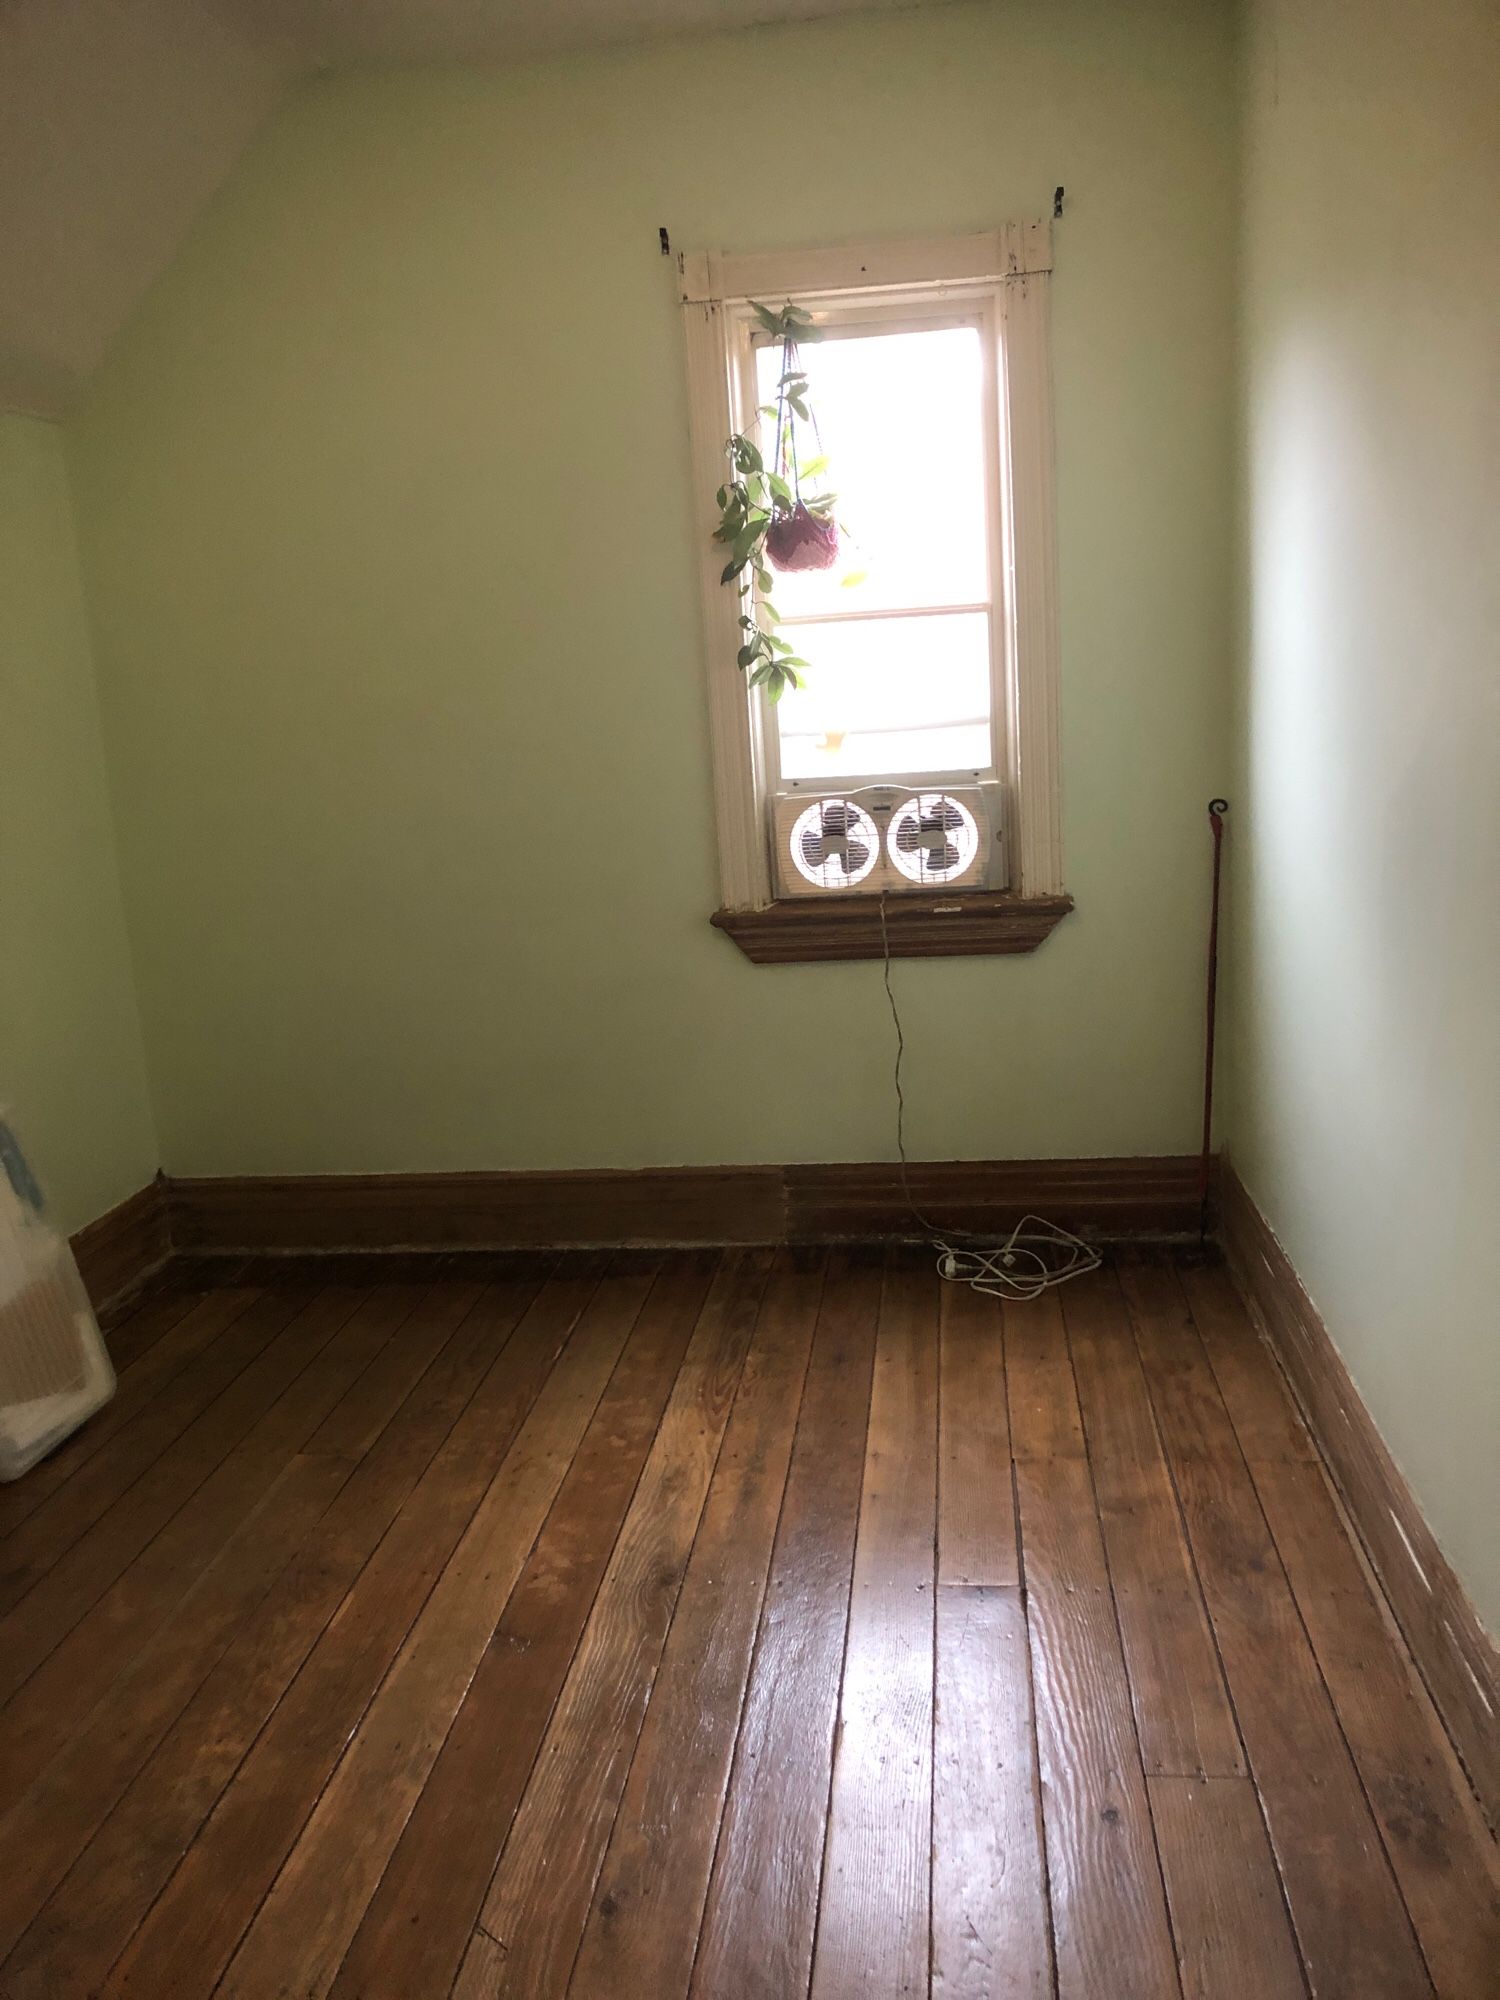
935;1217;1100;1301
877;895;1102;1300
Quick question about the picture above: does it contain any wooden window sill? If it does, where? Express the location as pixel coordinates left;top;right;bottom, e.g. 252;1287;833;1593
710;892;1074;964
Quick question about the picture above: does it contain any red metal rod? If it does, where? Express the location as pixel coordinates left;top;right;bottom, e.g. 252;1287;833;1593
1200;799;1229;1238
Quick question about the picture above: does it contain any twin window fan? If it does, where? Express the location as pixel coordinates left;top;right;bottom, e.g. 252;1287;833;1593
773;784;1001;896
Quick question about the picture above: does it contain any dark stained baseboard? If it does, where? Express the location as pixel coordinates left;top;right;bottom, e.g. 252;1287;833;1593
68;1176;173;1321
170;1167;786;1253
166;1155;1205;1255
783;1156;1202;1240
1221;1162;1499;1829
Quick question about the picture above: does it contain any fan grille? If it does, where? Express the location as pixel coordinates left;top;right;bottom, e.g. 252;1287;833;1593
889;791;981;884
789;798;879;889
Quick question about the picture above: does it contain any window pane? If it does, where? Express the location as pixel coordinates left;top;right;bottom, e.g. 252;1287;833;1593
775;611;992;780
754;322;989;617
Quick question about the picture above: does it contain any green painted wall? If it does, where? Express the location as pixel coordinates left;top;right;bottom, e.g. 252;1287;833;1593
1228;0;1499;1629
0;414;157;1232
68;0;1237;1177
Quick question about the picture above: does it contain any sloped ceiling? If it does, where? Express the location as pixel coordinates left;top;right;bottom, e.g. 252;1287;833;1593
0;0;299;417
231;0;938;65
1;0;941;418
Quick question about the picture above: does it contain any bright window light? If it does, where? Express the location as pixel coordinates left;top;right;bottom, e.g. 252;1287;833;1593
755;322;993;782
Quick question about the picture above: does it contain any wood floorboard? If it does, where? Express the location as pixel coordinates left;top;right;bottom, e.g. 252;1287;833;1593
565;1252;823;2000
1176;1263;1319;1464
932;1583;1050;1999
0;1284;440;1807
327;1255;712;2000
1003;1288;1087;1462
0;1284;487;1975
459;1250;768;2000
1016;1452;1181;2000
1244;1455;1500;1999
688;1248;881;2000
1120;1260;1437;2000
1149;1775;1306;2000
937;1279;1018;1588
0;1285;356;1707
0;1275;548;2000
0;1448;355;1971
932;1261;1048;2000
1062;1266;1244;1780
0;1285;269;1584
212;1256;654;2000
0;1285;231;1540
0;1250;1486;2000
1182;1255;1499;1991
100;1283;210;1378
99;1261;606;2000
808;1251;939;2000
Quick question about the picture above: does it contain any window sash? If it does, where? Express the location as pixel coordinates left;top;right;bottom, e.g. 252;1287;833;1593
730;296;1007;801
680;223;1062;910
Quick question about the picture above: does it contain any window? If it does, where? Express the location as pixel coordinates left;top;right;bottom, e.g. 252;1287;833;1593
751;318;993;786
680;226;1069;962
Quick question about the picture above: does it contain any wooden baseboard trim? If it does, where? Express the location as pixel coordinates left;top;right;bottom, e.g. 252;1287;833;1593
166;1155;1205;1256
1220;1161;1499;1827
170;1167;785;1253
784;1156;1202;1240
68;1177;173;1321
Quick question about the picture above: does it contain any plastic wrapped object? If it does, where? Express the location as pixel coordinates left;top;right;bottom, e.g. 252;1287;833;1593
0;1113;115;1481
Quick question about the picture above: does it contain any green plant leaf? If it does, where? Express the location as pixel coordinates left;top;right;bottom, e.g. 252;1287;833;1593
721;559;744;584
840;568;869;589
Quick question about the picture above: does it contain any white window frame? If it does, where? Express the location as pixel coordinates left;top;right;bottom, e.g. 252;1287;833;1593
680;223;1063;912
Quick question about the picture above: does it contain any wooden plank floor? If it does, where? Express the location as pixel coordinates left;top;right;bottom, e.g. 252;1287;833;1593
0;1247;1493;2000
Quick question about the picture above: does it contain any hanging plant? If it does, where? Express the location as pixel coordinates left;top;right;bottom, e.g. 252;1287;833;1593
713;301;840;703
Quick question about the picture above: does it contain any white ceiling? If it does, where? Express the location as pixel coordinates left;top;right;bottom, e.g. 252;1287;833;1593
1;0;939;418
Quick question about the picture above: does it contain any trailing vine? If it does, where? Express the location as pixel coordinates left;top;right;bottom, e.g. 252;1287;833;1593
713;301;840;703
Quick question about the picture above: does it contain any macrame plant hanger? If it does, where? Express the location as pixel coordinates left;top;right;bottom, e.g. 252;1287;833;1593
765;323;839;573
